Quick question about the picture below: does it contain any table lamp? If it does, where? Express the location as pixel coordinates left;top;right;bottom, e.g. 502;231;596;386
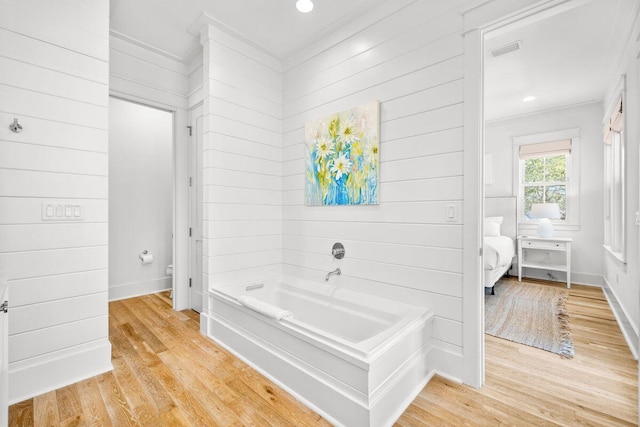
530;203;561;238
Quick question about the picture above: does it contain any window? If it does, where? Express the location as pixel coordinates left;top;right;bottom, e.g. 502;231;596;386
603;95;625;261
522;150;568;220
513;130;580;227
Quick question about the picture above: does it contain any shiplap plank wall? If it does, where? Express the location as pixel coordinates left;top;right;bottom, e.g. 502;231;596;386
109;36;189;110
201;26;283;290
0;0;111;402
282;0;467;353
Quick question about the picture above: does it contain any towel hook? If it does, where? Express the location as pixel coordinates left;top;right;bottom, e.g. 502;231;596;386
9;118;22;133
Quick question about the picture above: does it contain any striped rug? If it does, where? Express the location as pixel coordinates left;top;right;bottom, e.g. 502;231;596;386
485;280;574;358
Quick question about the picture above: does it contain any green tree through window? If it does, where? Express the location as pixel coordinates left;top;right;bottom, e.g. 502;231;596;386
523;155;567;220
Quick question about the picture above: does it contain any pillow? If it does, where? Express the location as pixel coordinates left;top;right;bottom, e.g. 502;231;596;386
484;216;503;237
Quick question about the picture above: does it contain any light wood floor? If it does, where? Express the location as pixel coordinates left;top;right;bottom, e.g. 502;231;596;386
10;278;638;426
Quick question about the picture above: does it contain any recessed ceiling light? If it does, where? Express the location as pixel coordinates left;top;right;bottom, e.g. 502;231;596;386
296;0;314;13
523;96;536;102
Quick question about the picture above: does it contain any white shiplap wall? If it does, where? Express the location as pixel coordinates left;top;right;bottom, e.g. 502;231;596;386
0;0;112;402
282;0;468;377
200;25;283;296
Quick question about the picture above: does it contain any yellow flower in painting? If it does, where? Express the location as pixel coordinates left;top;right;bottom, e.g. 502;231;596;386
315;137;335;160
340;118;359;145
330;153;352;180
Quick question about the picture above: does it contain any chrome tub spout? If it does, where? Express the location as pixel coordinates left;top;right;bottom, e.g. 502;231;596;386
325;268;341;282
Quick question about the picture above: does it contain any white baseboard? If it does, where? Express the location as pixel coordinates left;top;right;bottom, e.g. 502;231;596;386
108;277;171;301
430;343;464;383
602;277;639;360
520;269;603;287
9;339;112;404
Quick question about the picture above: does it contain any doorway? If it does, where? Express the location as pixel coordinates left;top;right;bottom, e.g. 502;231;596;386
479;0;637;386
108;97;174;301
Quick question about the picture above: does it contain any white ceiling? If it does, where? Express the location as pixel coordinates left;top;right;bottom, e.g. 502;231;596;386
484;0;635;121
109;0;389;61
110;0;636;121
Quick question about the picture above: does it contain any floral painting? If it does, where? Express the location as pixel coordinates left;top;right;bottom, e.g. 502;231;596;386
305;100;380;205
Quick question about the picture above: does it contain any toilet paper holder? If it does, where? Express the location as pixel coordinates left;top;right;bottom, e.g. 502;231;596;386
139;250;153;264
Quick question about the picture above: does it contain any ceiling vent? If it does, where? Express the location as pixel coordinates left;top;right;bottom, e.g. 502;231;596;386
490;41;522;58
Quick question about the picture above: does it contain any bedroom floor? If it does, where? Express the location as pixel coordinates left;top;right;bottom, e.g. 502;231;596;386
9;278;638;426
396;277;638;427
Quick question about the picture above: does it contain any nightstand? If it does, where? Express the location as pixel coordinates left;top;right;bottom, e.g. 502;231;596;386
517;236;573;288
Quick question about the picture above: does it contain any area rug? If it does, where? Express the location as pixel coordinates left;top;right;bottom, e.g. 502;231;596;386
485;280;574;358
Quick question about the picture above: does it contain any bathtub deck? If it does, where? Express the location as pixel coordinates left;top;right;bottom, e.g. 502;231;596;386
10;280;638;426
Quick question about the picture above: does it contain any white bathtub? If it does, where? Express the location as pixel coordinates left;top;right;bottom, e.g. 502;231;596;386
205;277;434;427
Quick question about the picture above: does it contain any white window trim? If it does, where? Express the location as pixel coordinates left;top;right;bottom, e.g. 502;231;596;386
512;128;581;231
602;76;626;263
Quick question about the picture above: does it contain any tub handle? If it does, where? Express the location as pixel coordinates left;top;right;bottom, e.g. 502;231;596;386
246;283;264;291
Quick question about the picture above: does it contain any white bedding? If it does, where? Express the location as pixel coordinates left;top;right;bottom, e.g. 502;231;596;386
484;235;515;270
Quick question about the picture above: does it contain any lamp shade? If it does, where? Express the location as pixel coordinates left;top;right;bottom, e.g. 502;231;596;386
530;203;561;219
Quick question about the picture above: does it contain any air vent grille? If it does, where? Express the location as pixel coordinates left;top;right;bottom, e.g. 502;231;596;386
490;41;522;58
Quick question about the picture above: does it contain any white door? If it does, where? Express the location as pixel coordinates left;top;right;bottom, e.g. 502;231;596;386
188;106;204;312
0;273;8;426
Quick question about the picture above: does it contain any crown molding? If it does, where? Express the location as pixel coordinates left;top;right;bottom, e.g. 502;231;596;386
109;29;187;63
187;12;280;61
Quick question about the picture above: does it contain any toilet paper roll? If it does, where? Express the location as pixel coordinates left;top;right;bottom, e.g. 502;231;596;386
140;253;154;264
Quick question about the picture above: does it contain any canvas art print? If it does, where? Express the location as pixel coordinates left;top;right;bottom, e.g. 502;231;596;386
305;100;380;205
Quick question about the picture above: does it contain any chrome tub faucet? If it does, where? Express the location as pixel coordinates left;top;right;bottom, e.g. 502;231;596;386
325;268;341;282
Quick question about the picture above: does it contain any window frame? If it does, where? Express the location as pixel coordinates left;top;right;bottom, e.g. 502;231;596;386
521;154;569;220
512;128;581;230
602;78;626;263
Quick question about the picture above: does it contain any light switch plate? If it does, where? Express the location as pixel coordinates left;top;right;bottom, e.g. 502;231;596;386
445;204;457;222
42;202;84;221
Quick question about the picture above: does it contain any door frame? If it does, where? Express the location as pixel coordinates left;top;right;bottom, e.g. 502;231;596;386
461;0;590;388
187;103;204;312
108;90;191;311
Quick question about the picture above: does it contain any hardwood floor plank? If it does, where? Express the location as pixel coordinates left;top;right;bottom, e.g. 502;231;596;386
119;307;169;355
76;378;112;427
233;366;331;427
10;399;34;426
224;378;298;427
109;322;175;414
148;361;220;427
33;392;58;427
55;385;83;425
111;356;157;425
157;351;245;426
152;406;191;427
95;372;139;427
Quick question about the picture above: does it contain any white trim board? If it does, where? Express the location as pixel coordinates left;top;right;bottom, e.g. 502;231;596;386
108;277;172;302
519;271;603;287
9;339;112;404
602;276;639;360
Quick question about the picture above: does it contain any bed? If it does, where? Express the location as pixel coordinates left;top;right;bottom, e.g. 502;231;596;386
484;197;517;294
